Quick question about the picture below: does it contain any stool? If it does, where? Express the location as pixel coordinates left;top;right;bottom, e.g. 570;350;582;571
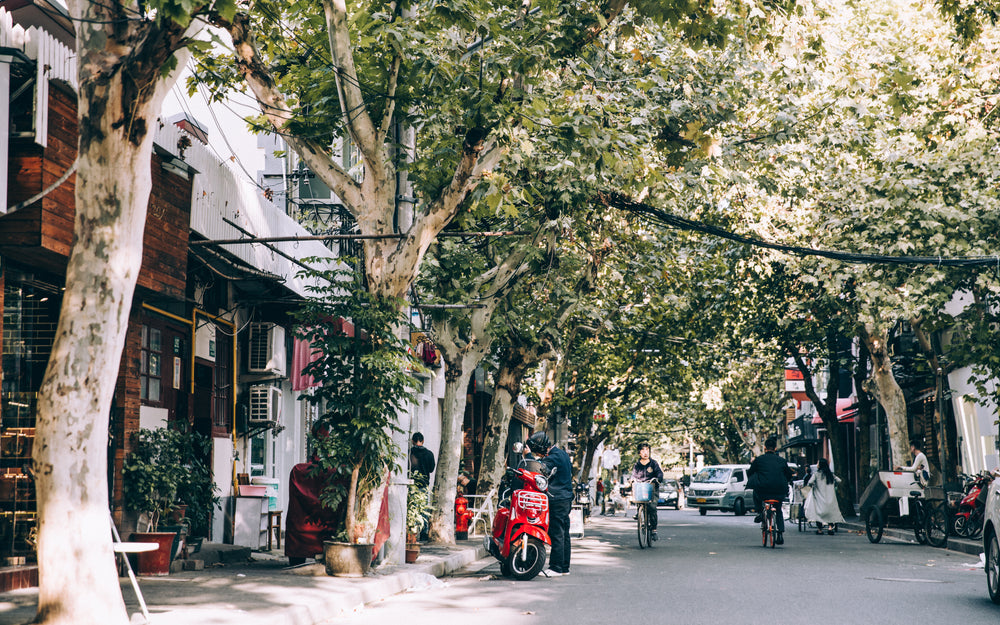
267;510;283;550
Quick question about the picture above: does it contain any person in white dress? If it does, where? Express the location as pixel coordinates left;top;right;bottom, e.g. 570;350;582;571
804;458;845;535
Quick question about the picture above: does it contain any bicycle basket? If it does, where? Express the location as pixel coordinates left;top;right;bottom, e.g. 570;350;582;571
924;486;946;501
632;482;654;502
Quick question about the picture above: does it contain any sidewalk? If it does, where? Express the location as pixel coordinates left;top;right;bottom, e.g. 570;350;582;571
0;541;488;625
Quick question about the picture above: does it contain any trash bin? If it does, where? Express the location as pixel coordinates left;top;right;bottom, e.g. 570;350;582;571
569;506;584;538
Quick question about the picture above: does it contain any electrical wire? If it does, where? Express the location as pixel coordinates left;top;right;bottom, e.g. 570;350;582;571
601;191;1000;268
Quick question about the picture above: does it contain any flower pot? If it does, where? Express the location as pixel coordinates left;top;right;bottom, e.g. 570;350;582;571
167;504;187;524
322;541;374;577
404;543;420;564
156;524;186;561
130;532;178;576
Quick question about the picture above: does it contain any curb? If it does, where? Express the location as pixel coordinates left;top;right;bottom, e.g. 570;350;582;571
269;546;488;625
839;521;983;557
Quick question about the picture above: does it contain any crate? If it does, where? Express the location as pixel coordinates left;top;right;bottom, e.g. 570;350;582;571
632;482;654;503
878;471;922;498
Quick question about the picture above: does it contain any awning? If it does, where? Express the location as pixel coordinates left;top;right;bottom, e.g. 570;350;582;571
811;398;858;424
291;337;320;391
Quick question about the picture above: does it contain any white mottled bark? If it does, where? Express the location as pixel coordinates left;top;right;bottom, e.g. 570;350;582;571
32;3;188;622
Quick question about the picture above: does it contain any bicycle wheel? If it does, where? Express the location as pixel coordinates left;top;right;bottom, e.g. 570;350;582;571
924;501;949;548
912;500;928;544
865;506;884;543
769;511;777;548
637;504;649;549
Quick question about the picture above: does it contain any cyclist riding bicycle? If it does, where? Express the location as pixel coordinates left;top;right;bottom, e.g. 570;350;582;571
748;436;793;545
630;443;664;541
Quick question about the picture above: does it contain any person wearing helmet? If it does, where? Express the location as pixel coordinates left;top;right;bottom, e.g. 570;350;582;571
630;443;664;540
526;432;573;577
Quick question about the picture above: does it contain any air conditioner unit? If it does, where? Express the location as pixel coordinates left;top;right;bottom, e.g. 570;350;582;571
248;384;282;424
247;323;287;376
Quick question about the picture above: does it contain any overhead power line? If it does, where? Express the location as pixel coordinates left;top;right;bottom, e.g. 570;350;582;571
600;191;1000;268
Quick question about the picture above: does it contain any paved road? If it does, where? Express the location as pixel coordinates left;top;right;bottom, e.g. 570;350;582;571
334;507;998;625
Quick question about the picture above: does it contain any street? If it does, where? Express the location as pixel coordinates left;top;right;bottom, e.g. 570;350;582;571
335;508;997;625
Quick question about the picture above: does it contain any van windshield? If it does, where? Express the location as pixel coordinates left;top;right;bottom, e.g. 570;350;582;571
693;468;732;483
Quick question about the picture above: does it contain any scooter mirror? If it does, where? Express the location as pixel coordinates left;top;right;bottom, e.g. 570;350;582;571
512;442;524;454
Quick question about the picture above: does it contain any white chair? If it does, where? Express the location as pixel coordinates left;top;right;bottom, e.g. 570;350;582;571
466;483;499;536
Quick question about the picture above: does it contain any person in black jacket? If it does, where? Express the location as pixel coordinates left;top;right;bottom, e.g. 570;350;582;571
409;432;435;541
748;436;793;544
630;443;664;540
527;432;573;577
409;432;435;487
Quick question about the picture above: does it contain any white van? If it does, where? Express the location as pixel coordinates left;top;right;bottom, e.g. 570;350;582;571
687;464;753;516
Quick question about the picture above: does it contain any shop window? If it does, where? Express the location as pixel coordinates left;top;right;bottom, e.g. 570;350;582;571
1;277;62;563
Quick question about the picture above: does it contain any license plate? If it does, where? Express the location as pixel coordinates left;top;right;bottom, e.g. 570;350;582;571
696;498;706;503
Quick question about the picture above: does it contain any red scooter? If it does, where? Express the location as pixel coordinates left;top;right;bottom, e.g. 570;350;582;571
484;444;551;580
953;471;996;538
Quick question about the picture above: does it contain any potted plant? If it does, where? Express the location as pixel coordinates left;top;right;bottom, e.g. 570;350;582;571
123;427;219;573
295;263;423;575
173;430;220;541
405;478;432;563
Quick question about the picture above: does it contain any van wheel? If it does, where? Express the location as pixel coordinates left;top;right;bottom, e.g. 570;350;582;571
987;530;1000;605
699;507;707;516
733;499;746;516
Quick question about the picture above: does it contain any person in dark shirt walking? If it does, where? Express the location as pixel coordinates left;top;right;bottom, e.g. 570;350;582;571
748;436;793;545
409;432;435;541
409;432;435;487
527;431;573;577
630;443;664;540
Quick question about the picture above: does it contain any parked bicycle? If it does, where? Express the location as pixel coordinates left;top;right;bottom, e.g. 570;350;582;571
863;471;948;548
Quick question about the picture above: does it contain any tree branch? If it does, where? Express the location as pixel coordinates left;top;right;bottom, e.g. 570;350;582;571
321;0;384;173
377;55;402;147
224;13;364;210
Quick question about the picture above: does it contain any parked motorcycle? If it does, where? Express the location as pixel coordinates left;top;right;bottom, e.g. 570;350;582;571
574;480;592;520
952;471;996;538
484;442;551;580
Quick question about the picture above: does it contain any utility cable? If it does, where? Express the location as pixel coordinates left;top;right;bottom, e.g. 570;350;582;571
601;191;1000;268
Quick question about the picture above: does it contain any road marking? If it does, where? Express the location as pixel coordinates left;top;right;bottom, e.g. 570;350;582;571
866;577;952;583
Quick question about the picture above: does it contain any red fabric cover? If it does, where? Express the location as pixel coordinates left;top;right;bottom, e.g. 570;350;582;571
284;462;339;559
372;479;391;559
291;337;320;392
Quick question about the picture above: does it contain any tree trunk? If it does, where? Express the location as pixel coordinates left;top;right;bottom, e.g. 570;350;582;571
428;364;477;543
860;325;910;467
345;463;361;543
912;317;952;482
791;338;854;518
580;435;603;486
33;138;143;625
427;308;495;543
32;5;187;621
476;342;553;499
853;340;875;485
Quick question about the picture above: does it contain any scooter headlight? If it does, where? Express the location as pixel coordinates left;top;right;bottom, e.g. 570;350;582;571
534;475;549;491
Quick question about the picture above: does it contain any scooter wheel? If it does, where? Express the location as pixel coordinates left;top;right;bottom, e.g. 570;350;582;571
505;536;547;581
499;559;512;577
